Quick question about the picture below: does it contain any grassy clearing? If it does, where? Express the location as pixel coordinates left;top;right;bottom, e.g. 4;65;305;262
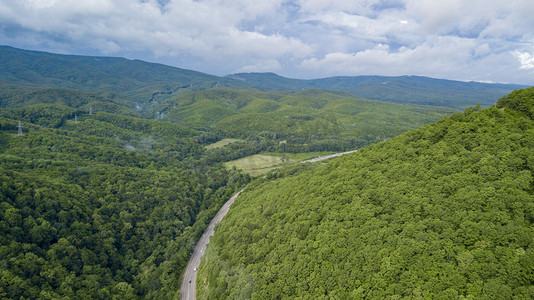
205;138;242;149
224;154;298;177
223;151;336;176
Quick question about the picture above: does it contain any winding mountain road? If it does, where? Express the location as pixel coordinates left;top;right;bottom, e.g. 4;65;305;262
180;149;357;299
180;189;243;300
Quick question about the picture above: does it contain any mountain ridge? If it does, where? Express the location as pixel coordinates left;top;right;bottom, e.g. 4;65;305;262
1;45;527;111
227;72;528;109
0;45;250;113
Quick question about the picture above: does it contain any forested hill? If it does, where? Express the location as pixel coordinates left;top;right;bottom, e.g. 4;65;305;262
0;46;247;91
1;46;526;113
0;110;248;298
0;46;249;111
1;45;531;299
157;88;457;152
229;72;527;109
199;87;534;299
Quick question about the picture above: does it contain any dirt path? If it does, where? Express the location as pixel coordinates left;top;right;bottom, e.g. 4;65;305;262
180;189;243;300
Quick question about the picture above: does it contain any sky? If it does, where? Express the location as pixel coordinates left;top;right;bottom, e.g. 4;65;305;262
1;0;533;85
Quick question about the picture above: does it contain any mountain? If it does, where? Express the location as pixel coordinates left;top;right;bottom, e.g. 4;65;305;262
1;46;526;114
227;72;311;91
229;72;527;109
160;88;457;152
198;87;534;299
0;46;249;114
0;45;460;161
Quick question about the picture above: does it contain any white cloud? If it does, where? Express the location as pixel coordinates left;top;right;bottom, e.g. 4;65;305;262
514;51;534;70
295;0;403;16
235;59;282;73
405;0;466;33
1;0;308;58
0;0;533;84
299;36;532;84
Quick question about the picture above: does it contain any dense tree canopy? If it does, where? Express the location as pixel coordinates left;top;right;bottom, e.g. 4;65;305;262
2;45;529;299
162;88;457;152
0;110;248;299
199;87;534;299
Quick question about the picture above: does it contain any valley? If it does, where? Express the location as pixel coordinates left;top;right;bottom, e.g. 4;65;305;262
0;46;532;299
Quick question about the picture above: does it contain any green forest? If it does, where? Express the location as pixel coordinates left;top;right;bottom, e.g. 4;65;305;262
199;87;534;299
0;109;249;299
1;46;531;299
228;73;526;109
160;88;457;152
0;45;460;154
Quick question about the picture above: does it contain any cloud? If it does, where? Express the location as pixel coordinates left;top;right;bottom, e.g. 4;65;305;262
514;51;534;70
0;0;533;84
295;0;403;16
1;0;309;63
235;59;282;73
294;0;534;83
299;36;530;84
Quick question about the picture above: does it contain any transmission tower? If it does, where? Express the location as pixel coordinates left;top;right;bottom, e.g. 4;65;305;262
17;121;23;135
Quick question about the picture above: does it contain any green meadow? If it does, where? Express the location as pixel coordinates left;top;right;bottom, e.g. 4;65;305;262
223;151;336;176
205;138;242;149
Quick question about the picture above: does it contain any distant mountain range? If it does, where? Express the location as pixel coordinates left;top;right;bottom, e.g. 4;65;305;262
1;46;528;111
227;72;528;109
0;45;249;111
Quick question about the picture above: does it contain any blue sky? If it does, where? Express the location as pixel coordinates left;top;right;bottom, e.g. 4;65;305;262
1;0;533;85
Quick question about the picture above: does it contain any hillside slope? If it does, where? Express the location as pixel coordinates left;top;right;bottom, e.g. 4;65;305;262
229;72;527;109
0;109;247;299
0;46;249;113
1;46;525;114
199;87;534;299
161;88;457;152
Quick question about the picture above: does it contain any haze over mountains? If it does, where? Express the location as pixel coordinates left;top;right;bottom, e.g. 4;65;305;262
0;46;248;110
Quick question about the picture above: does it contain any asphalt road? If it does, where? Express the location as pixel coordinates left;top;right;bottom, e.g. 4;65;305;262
179;149;357;298
300;149;358;163
180;189;243;300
